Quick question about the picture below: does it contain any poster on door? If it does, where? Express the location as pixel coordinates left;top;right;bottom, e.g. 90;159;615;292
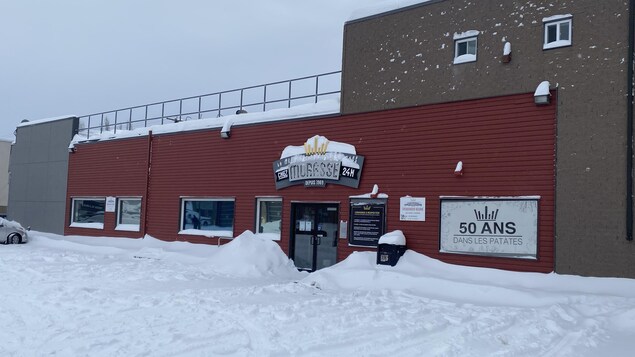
439;198;538;259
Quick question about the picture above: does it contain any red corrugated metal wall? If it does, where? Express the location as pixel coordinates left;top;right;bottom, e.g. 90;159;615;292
65;137;149;238
66;92;555;272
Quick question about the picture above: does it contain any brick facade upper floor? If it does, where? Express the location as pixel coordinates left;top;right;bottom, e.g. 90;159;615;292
341;0;631;114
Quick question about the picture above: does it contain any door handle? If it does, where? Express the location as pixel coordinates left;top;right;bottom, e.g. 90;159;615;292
316;236;321;245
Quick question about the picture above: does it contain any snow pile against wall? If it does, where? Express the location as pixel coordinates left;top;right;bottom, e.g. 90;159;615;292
6;231;635;355
304;250;635;306
206;231;305;279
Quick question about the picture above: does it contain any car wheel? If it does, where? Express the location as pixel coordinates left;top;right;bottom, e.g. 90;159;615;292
8;233;21;244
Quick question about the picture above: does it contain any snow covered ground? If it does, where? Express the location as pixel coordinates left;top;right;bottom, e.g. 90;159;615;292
2;231;635;356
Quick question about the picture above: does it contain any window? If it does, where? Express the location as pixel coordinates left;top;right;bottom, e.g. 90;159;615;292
116;198;141;231
256;198;282;240
543;15;572;50
180;198;235;237
70;198;105;229
453;30;479;64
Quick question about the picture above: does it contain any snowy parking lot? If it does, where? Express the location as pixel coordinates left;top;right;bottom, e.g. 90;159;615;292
2;231;635;356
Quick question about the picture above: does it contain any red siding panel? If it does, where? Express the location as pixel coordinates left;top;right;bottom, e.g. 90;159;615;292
65;137;150;238
66;92;556;272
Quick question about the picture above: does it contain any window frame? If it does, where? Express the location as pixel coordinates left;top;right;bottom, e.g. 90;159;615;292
116;197;142;232
255;197;283;241
70;197;106;229
543;17;572;50
453;36;478;64
179;197;236;238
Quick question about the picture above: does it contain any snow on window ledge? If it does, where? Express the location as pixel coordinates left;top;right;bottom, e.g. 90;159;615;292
453;30;479;40
115;224;140;232
543;40;571;50
542;14;572;23
69;222;104;230
453;54;477;64
178;229;234;238
255;233;281;241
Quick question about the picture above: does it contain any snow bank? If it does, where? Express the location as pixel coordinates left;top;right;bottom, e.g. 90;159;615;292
8;231;635;355
304;250;635;307
32;231;303;279
206;231;305;279
31;232;219;262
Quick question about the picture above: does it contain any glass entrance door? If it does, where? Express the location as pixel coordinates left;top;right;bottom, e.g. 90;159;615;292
291;203;339;271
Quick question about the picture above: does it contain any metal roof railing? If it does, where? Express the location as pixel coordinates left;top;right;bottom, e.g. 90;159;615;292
78;71;341;138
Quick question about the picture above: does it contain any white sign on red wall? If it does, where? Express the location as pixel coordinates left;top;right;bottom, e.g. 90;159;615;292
440;198;538;259
399;197;425;221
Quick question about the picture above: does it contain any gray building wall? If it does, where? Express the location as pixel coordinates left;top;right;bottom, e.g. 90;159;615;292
8;117;78;234
341;0;634;277
0;139;11;216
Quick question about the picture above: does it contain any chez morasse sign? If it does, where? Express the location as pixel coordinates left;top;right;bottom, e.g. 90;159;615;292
273;135;364;189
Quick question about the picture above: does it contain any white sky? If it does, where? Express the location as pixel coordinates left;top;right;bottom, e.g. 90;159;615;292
0;0;390;140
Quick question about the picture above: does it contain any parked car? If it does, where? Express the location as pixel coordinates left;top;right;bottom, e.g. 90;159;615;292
0;218;28;244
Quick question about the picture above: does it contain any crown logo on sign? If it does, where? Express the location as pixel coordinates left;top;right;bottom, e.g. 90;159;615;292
304;135;330;155
473;206;498;221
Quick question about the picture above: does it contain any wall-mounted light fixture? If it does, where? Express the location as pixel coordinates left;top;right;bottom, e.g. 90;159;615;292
501;42;512;63
220;119;232;139
534;81;551;105
454;161;463;176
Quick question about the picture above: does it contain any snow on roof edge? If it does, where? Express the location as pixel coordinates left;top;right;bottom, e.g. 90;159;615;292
348;0;433;22
70;99;340;147
17;115;77;128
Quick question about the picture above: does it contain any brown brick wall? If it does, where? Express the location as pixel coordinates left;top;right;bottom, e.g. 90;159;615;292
341;0;635;277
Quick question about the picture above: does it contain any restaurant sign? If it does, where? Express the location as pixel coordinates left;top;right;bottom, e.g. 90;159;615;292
273;135;364;189
440;198;539;259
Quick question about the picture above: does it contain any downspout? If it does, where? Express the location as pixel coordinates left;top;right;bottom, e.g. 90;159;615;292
142;130;153;237
627;0;634;241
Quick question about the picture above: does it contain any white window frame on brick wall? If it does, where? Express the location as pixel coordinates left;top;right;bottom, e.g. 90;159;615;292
543;15;572;50
453;30;479;65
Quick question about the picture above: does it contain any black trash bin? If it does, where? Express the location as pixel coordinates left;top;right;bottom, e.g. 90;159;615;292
376;243;407;266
